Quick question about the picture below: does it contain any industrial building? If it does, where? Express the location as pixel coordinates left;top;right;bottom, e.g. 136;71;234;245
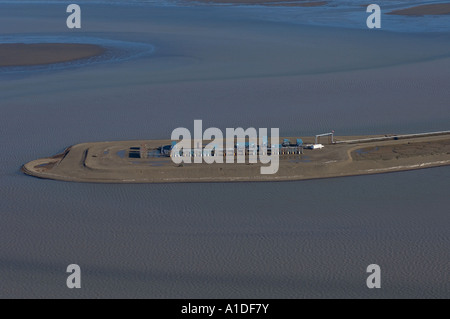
128;133;335;159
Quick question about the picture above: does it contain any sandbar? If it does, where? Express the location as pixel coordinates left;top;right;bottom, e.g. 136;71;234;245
188;0;328;7
0;43;106;67
388;3;450;16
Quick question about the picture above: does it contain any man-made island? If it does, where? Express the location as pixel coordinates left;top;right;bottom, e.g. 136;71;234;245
0;43;105;67
22;131;450;183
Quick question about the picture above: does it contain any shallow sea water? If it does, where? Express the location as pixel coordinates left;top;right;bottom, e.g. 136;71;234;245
0;2;449;298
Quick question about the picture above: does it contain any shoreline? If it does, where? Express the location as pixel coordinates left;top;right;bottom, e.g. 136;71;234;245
0;43;106;67
22;160;450;185
22;133;450;184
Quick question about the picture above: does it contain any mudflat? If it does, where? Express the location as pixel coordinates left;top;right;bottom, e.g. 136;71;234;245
0;43;105;67
22;133;450;184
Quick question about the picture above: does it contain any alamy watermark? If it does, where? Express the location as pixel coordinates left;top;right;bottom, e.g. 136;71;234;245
366;4;381;29
171;120;280;174
66;4;81;29
66;264;81;289
366;264;381;289
65;4;380;30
